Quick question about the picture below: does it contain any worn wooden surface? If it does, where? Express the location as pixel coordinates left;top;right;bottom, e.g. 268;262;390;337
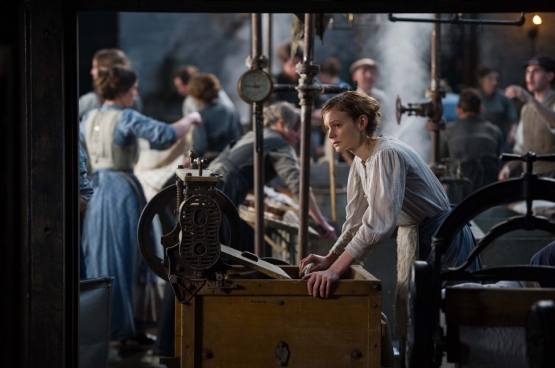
180;265;382;367
25;1;80;367
221;245;292;279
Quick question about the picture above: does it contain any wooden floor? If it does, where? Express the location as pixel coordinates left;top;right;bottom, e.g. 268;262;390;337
107;335;401;368
108;341;162;368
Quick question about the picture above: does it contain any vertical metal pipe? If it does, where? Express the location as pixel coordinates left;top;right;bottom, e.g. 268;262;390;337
251;13;265;256
302;15;315;65
329;141;337;222
263;13;272;75
430;13;442;170
297;13;316;263
431;14;440;93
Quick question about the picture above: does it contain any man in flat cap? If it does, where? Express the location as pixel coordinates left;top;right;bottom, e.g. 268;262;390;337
350;58;392;129
499;55;555;179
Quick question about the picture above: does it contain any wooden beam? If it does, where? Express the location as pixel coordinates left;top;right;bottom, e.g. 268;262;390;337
25;0;80;366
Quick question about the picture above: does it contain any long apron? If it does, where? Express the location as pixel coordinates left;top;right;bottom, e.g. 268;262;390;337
395;206;481;337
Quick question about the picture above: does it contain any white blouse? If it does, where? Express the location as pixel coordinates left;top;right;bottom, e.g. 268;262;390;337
331;135;450;262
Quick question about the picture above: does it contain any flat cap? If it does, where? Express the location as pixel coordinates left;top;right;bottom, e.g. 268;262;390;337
349;58;379;74
524;56;555;73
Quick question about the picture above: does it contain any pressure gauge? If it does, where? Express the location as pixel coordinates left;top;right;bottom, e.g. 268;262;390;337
237;69;274;104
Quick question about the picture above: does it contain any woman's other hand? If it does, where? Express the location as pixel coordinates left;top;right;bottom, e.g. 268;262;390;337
302;269;339;298
299;252;338;274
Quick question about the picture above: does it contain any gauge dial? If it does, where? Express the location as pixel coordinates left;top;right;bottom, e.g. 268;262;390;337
237;69;274;104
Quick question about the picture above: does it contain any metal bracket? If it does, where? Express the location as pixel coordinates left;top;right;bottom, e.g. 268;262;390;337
207;279;237;290
275;341;290;366
170;276;206;305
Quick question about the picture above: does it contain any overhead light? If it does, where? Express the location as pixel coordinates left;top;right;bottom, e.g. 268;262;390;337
533;15;542;25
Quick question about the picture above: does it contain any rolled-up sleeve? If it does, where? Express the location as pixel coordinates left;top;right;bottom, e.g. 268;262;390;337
119;109;177;150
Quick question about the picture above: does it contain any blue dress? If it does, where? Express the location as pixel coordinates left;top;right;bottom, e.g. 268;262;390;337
80;105;177;341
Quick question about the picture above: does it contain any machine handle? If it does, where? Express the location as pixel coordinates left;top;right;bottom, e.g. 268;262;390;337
501;152;555;162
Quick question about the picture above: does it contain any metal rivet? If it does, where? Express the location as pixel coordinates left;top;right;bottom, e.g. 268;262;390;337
351;349;363;360
203;349;213;359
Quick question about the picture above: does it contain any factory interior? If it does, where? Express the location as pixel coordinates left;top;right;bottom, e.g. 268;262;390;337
2;1;555;368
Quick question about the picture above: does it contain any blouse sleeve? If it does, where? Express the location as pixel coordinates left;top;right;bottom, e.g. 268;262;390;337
117;109;177;150
342;148;406;262
330;162;368;256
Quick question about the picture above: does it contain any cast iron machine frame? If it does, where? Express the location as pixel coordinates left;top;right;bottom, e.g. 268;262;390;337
406;152;555;367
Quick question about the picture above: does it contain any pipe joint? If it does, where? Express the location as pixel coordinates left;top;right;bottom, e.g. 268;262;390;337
245;55;269;70
296;63;320;77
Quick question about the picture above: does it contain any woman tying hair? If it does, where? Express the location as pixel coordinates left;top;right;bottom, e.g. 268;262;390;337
80;65;201;346
299;91;481;341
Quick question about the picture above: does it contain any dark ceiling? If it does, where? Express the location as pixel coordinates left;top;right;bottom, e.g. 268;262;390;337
76;0;555;14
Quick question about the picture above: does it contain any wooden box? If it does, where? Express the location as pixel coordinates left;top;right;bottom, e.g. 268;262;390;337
176;265;382;367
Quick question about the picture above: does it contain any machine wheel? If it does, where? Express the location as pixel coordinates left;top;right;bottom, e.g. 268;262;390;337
405;260;434;368
138;185;180;281
138;184;243;281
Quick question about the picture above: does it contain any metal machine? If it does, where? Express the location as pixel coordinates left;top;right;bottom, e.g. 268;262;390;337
138;154;243;302
406;152;555;368
138;152;293;306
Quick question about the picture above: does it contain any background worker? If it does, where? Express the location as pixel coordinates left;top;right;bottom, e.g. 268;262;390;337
209;101;337;251
499;56;555;180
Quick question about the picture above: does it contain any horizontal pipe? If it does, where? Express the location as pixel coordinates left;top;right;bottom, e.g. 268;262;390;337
274;84;350;94
388;13;525;26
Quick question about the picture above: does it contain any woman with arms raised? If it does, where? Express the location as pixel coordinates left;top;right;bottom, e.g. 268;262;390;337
80;64;201;346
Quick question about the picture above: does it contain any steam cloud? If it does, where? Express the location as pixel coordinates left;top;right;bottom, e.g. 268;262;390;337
374;14;434;163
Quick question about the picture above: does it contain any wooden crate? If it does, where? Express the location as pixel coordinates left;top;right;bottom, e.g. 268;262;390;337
176;265;382;367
